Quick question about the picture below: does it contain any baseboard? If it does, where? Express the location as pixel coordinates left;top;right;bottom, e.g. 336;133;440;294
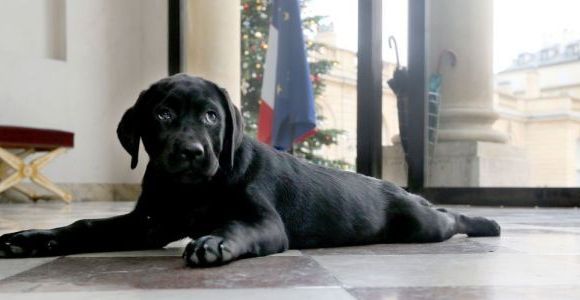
0;183;141;203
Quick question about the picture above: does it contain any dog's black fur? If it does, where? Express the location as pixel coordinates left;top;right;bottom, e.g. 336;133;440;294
0;75;500;267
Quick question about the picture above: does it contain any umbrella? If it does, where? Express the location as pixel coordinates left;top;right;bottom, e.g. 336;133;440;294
427;50;456;163
387;36;411;165
387;38;456;182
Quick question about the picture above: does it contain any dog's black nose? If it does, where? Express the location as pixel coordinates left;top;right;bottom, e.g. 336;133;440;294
178;142;204;160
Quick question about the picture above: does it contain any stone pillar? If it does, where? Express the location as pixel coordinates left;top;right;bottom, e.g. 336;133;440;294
428;0;506;143
383;0;530;187
185;0;241;106
425;0;528;187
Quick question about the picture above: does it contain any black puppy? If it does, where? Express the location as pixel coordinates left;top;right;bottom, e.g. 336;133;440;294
0;74;500;267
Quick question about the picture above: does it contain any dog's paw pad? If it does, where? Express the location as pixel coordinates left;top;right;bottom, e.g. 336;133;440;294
202;244;219;263
220;244;233;261
186;251;200;265
0;230;59;258
183;235;233;267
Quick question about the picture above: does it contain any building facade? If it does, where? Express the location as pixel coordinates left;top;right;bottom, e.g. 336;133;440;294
494;40;580;186
315;32;580;187
311;34;400;168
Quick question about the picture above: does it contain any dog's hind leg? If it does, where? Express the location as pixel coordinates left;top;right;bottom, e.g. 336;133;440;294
386;193;500;243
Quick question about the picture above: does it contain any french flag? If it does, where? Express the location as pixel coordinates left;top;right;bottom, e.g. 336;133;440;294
257;0;316;151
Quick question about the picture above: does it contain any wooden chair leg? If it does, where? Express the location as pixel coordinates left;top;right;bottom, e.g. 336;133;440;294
31;147;66;169
30;147;72;203
0;172;24;194
0;162;8;181
0;155;9;176
0;147;25;194
0;148;33;176
0;146;72;203
0;147;23;170
30;172;72;203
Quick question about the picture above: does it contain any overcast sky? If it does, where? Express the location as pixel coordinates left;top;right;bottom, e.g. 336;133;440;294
307;0;580;72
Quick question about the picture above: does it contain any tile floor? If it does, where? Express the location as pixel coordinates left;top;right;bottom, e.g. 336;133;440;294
1;202;580;299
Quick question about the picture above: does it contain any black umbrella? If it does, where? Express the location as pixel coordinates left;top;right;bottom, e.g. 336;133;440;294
387;36;411;164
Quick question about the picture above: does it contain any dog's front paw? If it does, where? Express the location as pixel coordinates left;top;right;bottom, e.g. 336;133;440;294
182;235;234;267
0;230;60;258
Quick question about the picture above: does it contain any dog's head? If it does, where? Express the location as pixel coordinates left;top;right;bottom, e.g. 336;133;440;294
117;74;244;183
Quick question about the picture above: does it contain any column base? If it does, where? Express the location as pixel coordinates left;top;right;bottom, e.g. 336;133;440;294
382;144;408;187
428;141;530;187
383;141;530;187
438;108;508;143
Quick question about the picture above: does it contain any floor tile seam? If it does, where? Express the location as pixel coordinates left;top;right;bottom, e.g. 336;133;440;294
343;283;580;290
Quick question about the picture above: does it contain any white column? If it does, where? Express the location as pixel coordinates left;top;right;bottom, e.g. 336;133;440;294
428;0;506;143
385;0;530;187
185;0;241;106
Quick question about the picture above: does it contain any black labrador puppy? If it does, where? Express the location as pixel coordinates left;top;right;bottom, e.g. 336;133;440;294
0;74;500;267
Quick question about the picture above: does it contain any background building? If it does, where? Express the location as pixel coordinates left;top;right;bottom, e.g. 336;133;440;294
494;40;580;186
315;27;580;187
312;29;400;168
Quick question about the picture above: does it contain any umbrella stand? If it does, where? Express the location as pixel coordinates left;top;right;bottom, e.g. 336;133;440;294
427;50;457;165
387;40;456;185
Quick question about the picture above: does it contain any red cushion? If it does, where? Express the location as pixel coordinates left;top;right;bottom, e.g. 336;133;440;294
0;126;74;150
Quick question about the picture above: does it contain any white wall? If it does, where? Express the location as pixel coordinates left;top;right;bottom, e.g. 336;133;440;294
0;0;167;183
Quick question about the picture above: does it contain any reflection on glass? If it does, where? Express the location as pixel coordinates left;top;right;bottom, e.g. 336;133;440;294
242;0;362;170
242;0;408;174
423;0;580;187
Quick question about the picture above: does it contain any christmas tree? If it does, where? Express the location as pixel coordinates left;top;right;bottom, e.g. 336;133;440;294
241;0;351;170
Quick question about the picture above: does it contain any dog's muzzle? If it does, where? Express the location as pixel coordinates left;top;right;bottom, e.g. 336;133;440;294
175;141;205;162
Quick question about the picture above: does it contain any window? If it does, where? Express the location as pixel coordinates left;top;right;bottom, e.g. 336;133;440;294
393;0;580;206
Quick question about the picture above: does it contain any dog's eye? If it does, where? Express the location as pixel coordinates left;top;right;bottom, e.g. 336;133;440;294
156;109;174;122
204;111;218;125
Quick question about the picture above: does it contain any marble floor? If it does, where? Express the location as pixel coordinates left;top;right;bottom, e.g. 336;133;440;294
1;202;580;299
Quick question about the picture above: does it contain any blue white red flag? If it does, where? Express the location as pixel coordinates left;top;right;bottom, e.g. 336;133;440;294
257;0;316;151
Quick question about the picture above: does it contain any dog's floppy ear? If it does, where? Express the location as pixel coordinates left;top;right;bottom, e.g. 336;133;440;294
211;83;244;170
117;91;147;169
